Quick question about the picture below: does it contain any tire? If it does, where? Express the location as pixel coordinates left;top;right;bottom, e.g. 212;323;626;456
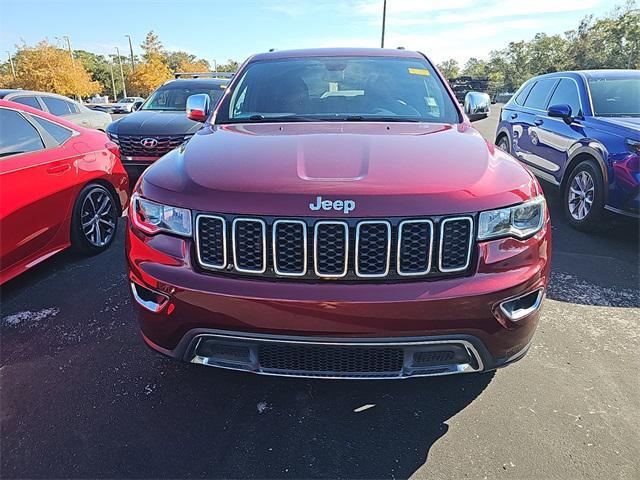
562;159;607;231
496;134;510;154
70;183;119;255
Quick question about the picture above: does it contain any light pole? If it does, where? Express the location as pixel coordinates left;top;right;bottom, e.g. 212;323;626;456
63;35;74;63
380;0;387;48
125;34;135;72
109;63;117;103
115;47;127;98
212;59;217;73
6;51;16;79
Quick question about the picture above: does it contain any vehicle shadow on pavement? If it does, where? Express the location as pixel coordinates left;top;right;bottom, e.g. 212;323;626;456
113;364;495;479
1;352;494;479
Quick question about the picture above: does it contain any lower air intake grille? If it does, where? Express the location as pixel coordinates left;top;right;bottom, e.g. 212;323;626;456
257;343;404;377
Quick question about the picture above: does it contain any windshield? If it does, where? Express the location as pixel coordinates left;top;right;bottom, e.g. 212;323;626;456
141;85;225;111
588;74;640;117
216;56;460;124
119;98;135;103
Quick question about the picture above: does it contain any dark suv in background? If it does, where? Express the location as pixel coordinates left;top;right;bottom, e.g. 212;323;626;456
495;70;639;230
107;73;231;181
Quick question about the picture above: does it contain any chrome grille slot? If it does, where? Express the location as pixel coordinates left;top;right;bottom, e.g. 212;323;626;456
439;217;473;272
398;220;433;275
314;221;348;278
196;215;226;269
273;220;307;276
232;218;266;273
355;221;391;277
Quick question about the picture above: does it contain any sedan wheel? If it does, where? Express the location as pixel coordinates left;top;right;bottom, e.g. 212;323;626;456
71;184;119;254
567;171;594;221
81;187;117;247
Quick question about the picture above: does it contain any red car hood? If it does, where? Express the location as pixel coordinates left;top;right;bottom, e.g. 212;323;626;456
141;122;540;217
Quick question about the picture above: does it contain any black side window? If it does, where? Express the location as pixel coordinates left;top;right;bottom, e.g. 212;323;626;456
32;116;73;144
548;79;582;116
524;78;558;110
0;108;45;157
42;97;72;116
12;96;43;110
514;82;535;106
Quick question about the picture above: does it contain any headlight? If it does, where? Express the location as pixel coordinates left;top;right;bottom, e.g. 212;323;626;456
477;196;545;240
131;193;192;236
107;132;119;144
625;138;640;156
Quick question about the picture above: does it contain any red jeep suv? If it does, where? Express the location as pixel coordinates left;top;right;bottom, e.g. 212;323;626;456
127;48;551;379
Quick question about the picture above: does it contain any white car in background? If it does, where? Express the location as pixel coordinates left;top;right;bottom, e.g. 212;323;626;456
111;97;145;114
0;89;112;131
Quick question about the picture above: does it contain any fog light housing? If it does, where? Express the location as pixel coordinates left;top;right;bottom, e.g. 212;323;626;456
499;288;544;321
130;282;169;313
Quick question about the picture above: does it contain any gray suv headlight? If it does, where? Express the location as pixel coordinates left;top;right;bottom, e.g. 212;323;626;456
477;196;546;241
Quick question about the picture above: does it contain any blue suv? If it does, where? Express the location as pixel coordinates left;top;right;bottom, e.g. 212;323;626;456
495;70;639;231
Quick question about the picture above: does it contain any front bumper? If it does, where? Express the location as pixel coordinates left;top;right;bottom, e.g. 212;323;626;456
127;218;551;378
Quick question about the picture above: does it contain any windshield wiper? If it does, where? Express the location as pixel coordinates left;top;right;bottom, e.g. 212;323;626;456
223;115;317;123
341;115;421;122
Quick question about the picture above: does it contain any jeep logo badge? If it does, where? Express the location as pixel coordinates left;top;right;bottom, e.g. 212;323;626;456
140;137;158;149
309;196;356;214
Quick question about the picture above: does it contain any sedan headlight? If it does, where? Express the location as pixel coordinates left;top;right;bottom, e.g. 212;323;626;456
477;196;545;240
131;193;192;236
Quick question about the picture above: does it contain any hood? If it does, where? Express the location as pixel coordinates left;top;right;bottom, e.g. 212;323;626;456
108;110;202;136
140;122;540;217
589;116;640;138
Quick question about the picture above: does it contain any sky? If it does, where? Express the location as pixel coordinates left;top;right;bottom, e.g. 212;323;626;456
0;0;614;67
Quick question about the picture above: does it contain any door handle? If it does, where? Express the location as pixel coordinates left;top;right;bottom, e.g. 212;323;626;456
510;113;518;119
534;119;544;126
47;164;72;174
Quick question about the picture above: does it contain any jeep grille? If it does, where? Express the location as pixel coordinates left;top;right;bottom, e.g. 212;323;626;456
195;214;475;281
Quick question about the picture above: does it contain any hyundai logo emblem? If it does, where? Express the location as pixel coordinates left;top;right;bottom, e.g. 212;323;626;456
140;137;158;149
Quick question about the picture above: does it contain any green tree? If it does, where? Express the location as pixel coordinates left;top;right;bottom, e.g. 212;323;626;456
461;58;488;78
140;31;165;62
437;59;460;80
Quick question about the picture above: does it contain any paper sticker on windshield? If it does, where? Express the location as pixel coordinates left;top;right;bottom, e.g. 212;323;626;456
408;68;430;76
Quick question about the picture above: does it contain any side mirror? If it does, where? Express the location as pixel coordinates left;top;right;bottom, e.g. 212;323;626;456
132;101;143;111
186;94;210;122
547;104;573;124
464;91;491;122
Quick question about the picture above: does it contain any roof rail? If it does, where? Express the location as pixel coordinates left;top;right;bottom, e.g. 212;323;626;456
173;72;235;79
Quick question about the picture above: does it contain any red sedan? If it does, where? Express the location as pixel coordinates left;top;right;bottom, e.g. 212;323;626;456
0;99;129;284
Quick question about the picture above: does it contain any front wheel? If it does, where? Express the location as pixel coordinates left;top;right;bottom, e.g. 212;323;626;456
71;184;119;255
562;160;607;231
496;135;510;154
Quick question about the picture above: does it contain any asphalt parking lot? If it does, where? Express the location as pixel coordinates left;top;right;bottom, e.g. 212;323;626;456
1;107;639;479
